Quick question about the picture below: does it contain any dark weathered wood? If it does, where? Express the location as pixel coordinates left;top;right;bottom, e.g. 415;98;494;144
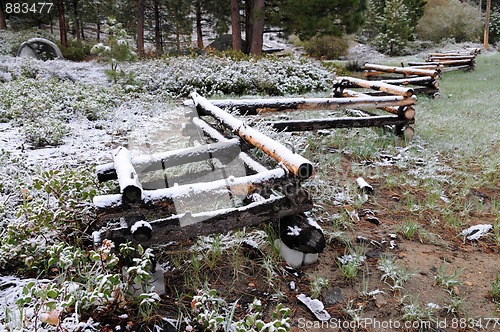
191;92;314;179
99;194;313;245
98;139;242;182
334;76;414;97
190;117;270;174
98;139;241;183
266;115;414;132
93;167;291;216
113;147;143;203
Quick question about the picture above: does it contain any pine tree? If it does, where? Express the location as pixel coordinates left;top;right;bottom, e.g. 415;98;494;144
280;0;367;40
374;0;412;55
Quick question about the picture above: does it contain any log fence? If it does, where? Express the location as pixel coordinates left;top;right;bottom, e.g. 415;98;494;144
92;92;324;259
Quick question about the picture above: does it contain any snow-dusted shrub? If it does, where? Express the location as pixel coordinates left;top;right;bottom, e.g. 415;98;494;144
190;289;291;331
0;77;121;144
129;55;334;97
416;0;482;43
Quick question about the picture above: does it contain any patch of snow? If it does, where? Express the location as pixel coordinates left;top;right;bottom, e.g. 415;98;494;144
131;220;152;234
297;294;331;321
287;225;302;236
461;224;492;241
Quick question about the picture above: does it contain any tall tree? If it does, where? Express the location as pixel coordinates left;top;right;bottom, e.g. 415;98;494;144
154;0;163;53
137;0;145;56
230;0;243;51
195;0;204;49
57;0;68;47
70;0;81;41
164;0;192;53
249;0;265;55
0;0;7;29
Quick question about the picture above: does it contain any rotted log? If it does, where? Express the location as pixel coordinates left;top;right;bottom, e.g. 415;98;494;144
266;115;414;132
97;139;242;182
113;147;143;203
98;194;313;245
334;76;414;98
191;92;314;179
93;167;304;222
363;63;440;79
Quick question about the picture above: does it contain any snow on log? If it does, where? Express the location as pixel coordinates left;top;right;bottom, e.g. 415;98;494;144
334;76;414;98
203;95;416;115
266;115;414;132
93;167;288;214
97;139;241;182
113;147;143;203
363;63;440;78
191;92;314;179
190;117;269;174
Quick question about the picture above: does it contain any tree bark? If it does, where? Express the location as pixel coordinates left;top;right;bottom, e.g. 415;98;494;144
154;0;163;54
484;0;491;49
230;0;242;51
195;0;204;49
73;0;81;41
245;0;252;53
249;0;264;56
137;0;145;57
57;0;68;48
0;0;7;30
97;21;101;42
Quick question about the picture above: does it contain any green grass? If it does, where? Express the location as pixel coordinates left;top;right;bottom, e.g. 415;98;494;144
416;52;500;167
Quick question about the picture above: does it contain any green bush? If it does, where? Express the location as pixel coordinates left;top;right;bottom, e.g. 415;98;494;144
416;0;482;42
58;39;93;61
303;35;349;60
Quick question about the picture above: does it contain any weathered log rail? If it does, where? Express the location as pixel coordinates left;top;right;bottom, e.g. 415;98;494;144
363;63;441;97
407;48;481;72
92;92;324;258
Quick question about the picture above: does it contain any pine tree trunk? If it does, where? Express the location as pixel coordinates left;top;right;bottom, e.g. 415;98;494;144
137;0;145;57
230;0;242;51
154;0;162;54
195;0;204;49
250;0;264;56
245;0;252;54
73;0;80;41
0;0;7;29
97;21;101;42
57;0;68;48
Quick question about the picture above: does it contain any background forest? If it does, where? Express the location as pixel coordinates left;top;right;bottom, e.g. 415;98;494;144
0;0;499;59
